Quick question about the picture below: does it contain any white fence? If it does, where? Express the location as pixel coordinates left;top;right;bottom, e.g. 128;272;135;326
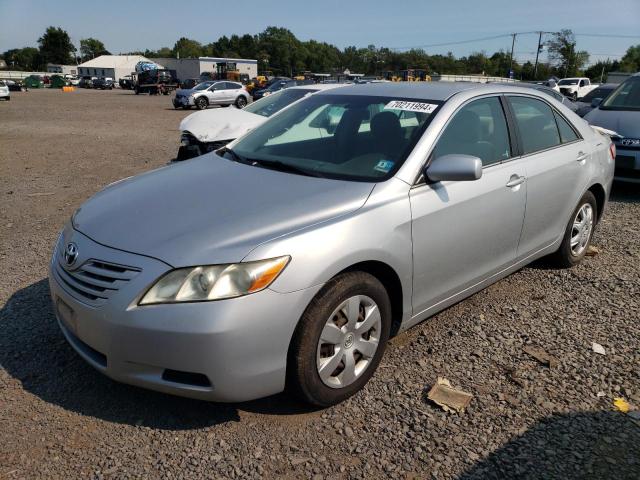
0;70;50;80
432;74;518;83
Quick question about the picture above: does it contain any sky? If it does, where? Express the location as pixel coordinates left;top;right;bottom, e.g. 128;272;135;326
1;0;639;66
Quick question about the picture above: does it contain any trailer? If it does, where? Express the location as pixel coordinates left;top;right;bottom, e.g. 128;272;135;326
133;69;178;95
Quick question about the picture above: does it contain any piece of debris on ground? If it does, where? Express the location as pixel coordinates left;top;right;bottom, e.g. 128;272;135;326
523;345;559;368
592;342;606;355
614;397;631;413
426;377;473;413
586;245;600;256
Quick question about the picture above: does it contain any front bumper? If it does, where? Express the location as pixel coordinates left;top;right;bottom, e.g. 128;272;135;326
173;95;194;107
614;143;640;183
49;228;320;402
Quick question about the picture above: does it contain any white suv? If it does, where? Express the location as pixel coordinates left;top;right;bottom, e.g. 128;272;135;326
173;81;251;110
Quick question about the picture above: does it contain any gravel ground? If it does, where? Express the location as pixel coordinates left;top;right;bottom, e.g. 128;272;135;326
1;89;639;479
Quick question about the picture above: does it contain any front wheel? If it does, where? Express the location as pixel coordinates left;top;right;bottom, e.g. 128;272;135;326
195;97;208;110
288;272;391;406
549;191;597;268
235;96;247;108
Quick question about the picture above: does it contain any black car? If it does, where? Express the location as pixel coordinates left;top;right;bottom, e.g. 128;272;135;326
93;78;114;90
119;75;134;90
574;84;617;117
78;77;95;88
253;79;297;100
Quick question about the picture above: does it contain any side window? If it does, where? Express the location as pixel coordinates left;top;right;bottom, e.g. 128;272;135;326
554;112;579;143
433;97;511;166
508;96;561;154
227;82;241;89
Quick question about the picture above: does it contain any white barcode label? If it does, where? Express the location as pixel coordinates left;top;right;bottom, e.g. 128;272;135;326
384;101;438;113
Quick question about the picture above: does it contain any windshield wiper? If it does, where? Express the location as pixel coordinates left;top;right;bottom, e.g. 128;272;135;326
249;159;324;178
218;147;250;165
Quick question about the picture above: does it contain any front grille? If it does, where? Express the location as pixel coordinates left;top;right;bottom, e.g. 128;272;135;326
54;257;140;306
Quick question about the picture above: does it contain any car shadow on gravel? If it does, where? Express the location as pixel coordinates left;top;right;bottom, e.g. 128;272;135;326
0;279;317;428
458;411;640;479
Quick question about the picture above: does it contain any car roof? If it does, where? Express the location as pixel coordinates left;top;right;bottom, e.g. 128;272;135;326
314;81;550;101
289;84;347;92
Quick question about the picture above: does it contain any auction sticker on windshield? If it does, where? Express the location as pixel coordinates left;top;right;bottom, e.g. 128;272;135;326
384;101;438;113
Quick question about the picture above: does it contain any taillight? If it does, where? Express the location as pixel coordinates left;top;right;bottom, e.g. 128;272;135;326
609;143;616;160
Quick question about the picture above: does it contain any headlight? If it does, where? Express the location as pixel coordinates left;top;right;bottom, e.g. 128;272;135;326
263;91;271;96
139;256;290;305
180;134;191;146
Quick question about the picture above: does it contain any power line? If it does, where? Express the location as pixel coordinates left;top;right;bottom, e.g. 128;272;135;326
391;33;513;51
575;33;640;39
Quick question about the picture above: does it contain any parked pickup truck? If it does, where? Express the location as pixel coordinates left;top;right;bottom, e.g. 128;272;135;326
558;77;599;100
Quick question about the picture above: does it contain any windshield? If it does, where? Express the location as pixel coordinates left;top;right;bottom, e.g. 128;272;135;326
582;86;614;102
194;82;214;91
558;79;579;86
244;88;315;117
228;94;441;182
601;77;640;111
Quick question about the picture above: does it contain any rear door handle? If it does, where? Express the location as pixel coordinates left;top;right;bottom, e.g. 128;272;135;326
506;175;526;188
577;151;588;162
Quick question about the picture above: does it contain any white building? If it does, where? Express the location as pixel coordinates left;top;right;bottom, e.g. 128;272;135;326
151;57;258;81
77;55;151;81
47;63;78;76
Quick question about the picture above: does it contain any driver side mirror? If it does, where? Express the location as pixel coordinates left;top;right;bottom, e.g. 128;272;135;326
591;97;603;108
426;154;483;182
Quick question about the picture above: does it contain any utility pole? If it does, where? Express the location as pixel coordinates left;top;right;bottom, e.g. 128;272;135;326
509;33;516;77
533;31;543;80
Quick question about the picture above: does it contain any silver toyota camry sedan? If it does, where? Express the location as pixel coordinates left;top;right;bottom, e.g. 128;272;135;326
50;82;615;406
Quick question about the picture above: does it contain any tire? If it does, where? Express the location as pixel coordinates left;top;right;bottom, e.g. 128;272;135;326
548;191;597;268
135;87;140;95
288;272;391;407
195;96;208;110
235;96;247;108
572;92;578;101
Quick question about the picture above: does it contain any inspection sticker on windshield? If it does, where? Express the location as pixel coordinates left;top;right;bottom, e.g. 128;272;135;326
374;160;395;173
384;100;438;113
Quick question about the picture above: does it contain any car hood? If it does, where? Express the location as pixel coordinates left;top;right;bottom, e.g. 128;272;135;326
179;108;265;143
176;88;200;96
73;155;374;267
584;108;640;137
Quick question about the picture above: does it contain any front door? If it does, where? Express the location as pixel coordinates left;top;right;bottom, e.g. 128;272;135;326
410;96;527;315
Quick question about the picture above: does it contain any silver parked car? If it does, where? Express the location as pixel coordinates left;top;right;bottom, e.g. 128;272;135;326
173;81;251;110
585;73;640;183
50;82;614;406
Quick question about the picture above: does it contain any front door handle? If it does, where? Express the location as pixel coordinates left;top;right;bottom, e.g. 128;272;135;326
577;151;588;162
506;175;526;188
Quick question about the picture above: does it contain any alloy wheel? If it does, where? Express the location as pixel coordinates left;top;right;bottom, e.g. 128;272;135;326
570;203;594;256
316;295;381;388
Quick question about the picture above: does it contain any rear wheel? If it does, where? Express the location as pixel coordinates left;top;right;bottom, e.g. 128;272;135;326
288;272;391;406
195;97;208;110
235;96;247;108
549;191;597;268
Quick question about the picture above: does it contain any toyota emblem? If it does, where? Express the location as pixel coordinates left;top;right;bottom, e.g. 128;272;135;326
64;242;79;266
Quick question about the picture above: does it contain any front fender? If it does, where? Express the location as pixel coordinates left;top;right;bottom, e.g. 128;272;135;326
244;178;414;321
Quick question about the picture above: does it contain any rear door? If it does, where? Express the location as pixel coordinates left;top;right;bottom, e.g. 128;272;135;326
410;96;527;314
506;95;587;257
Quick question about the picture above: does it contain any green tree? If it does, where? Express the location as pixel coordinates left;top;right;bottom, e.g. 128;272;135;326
38;26;76;65
2;47;41;70
619;44;640;72
173;38;204;58
80;38;110;61
547;29;589;77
